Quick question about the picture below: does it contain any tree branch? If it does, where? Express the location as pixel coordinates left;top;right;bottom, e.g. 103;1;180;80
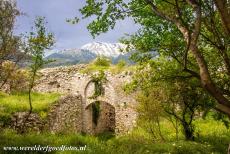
213;0;230;35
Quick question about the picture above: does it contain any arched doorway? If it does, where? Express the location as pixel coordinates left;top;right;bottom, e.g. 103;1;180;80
85;101;115;135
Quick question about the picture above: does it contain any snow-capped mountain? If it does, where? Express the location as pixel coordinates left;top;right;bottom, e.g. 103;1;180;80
45;42;131;67
81;42;126;57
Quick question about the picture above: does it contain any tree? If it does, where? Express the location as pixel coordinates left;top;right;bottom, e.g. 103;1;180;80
0;0;21;88
125;57;213;140
136;91;165;141
0;60;29;93
161;81;209;141
0;0;20;63
27;17;54;114
79;0;230;116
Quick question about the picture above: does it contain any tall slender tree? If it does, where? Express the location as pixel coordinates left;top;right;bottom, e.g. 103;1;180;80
27;17;54;114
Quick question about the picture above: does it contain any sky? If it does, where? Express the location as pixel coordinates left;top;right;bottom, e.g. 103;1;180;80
14;0;139;50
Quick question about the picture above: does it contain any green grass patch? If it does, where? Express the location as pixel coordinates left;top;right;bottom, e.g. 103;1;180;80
80;62;135;75
0;128;228;154
109;65;136;75
80;64;110;74
80;56;135;74
0;92;61;124
0;114;229;154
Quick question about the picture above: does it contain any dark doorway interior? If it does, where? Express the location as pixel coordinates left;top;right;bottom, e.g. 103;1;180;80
85;101;115;135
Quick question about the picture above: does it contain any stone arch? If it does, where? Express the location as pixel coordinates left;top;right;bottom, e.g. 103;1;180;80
84;101;116;135
82;79;117;134
84;79;116;107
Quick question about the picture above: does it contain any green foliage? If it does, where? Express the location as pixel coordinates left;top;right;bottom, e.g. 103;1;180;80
28;16;54;79
79;0;230;117
94;56;111;67
27;16;55;113
80;57;111;74
79;0;128;38
89;71;107;99
136;92;165;141
0;92;60;125
96;131;115;141
211;112;230;128
81;64;109;74
110;59;127;74
116;59;126;68
0;1;24;91
0;61;29;92
81;59;133;75
127;56;215;140
0;0;20;68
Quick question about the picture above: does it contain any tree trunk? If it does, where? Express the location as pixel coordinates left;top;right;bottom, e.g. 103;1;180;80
182;122;194;141
214;0;230;35
28;88;33;114
228;144;230;154
190;44;230;116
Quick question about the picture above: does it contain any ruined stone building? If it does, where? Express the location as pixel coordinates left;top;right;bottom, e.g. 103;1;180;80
34;65;138;135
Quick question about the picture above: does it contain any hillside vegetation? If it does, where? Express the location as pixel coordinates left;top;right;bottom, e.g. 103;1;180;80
0;92;60;125
81;57;135;74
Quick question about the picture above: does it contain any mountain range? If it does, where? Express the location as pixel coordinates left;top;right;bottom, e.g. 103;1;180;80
45;42;132;67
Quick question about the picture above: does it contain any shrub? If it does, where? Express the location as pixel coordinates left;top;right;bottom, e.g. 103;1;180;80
94;56;111;67
0;60;29;93
116;59;126;68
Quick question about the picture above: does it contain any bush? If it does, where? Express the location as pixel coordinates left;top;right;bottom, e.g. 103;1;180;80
109;59;127;74
0;60;29;93
81;57;111;74
94;56;111;67
117;59;126;68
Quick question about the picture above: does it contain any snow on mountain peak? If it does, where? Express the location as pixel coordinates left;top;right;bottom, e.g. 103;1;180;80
81;42;126;57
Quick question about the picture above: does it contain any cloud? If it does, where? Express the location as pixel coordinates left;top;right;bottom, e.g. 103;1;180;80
15;0;139;50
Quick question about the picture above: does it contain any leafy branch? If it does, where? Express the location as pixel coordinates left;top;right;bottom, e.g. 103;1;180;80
89;70;107;99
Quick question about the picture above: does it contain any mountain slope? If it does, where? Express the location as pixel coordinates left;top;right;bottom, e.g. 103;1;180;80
81;42;126;57
45;42;131;67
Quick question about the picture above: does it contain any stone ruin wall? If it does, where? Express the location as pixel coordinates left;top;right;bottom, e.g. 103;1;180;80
47;95;83;133
33;65;138;135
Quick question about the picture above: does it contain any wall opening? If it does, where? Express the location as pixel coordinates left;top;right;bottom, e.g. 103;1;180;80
92;101;100;126
85;101;115;135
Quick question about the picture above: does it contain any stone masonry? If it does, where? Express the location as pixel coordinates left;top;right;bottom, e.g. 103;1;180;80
34;65;138;135
47;94;83;133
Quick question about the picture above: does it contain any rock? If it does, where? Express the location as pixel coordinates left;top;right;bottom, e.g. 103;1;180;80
10;112;43;133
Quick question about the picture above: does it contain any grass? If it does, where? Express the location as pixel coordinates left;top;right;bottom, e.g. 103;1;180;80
80;62;135;75
0;126;229;154
0;92;61;124
0;117;229;154
80;56;136;74
80;64;110;74
194;119;230;153
109;65;136;75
